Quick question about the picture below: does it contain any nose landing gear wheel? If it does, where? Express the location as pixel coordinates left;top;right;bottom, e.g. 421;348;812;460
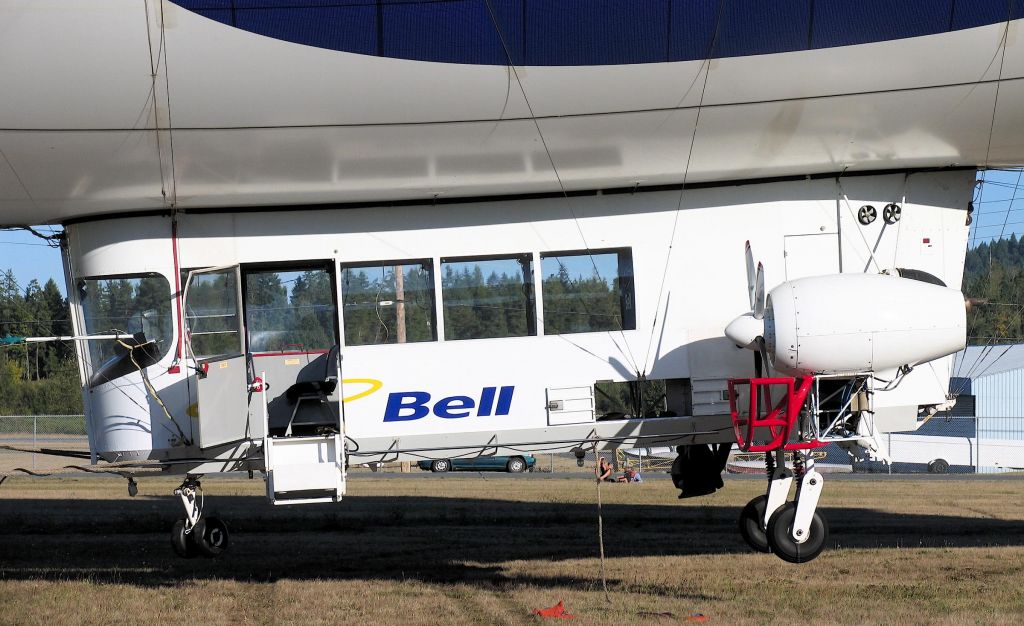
193;516;230;557
766;502;828;563
738;495;771;553
171;518;198;558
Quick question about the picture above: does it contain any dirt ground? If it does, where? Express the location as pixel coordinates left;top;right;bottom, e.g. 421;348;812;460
1;473;1023;625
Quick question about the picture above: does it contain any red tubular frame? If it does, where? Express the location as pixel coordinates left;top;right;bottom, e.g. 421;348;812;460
728;376;825;452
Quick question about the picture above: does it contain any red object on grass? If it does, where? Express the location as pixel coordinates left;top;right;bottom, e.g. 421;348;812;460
532;600;576;619
687;614;709;622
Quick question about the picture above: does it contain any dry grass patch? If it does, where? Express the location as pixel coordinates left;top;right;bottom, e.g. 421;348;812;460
1;475;1024;624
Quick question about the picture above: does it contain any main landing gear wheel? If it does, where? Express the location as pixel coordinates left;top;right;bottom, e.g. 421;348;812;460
738;495;771;553
193;516;230;557
171;518;198;558
766;502;829;564
431;459;451;473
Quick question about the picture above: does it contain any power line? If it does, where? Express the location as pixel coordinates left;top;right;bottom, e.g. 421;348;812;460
0;240;53;247
993;169;1024;243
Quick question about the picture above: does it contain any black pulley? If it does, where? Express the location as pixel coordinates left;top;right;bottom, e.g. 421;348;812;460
857;205;877;225
883;203;901;224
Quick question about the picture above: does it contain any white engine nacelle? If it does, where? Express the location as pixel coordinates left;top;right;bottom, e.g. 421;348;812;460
727;273;966;376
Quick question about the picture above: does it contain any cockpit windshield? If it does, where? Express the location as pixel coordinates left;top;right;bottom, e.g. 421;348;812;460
78;274;173;382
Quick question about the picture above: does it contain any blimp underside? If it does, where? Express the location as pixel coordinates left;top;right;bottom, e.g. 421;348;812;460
0;1;1022;221
3;2;1024;562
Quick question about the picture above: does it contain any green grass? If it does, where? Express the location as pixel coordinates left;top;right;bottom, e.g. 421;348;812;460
1;475;1024;625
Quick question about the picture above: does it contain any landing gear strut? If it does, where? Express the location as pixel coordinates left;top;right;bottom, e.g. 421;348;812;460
729;376;835;562
171;475;230;558
739;449;828;562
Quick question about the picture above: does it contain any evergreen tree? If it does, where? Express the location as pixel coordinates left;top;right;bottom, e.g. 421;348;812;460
964;238;1024;344
0;269;82;415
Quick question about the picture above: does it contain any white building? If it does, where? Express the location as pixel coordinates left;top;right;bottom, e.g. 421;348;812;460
876;345;1024;473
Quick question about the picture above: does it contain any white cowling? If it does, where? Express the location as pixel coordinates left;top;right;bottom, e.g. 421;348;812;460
726;273;966;376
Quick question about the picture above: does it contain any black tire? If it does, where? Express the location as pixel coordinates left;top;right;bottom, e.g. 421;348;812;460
171;518;198;558
431;459;451;473
928;458;950;474
766;502;828;564
506;457;527;473
738;495;771;553
192;516;230;558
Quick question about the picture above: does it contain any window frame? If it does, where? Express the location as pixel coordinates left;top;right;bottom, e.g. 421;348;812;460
439;252;537;341
539;247;636;335
76;272;175;386
181;266;246;363
240;260;340;356
339;257;438;347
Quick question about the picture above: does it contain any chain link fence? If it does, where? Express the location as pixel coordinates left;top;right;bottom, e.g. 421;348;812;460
0;415;88;473
2;414;1023;476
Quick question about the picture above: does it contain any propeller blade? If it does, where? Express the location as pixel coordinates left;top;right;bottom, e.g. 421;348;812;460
745;241;756;311
754;262;765;320
753;346;763;377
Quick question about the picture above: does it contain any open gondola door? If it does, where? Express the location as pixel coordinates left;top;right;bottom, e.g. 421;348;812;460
183;265;254;449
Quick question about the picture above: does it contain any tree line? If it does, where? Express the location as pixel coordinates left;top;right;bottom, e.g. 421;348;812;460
963;235;1024;345
0;270;82;415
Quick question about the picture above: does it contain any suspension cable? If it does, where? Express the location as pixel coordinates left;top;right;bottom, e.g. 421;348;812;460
641;0;727;375
480;0;640;376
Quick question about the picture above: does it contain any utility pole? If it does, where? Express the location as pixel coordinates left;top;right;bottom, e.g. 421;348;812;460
395;265;407;343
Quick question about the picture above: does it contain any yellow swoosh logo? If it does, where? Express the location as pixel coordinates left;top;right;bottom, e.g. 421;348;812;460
341;378;383;403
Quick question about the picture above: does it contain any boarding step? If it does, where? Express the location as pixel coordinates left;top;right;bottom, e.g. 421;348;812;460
264;434;346;505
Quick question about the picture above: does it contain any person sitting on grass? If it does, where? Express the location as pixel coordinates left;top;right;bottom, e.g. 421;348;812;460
617;464;643;483
596;456;613;482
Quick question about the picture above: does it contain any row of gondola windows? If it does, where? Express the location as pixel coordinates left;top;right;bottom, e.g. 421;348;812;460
79;249;637;365
342;249;636;346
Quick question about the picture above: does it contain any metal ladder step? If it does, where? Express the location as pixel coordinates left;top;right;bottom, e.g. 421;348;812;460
264;434;346;505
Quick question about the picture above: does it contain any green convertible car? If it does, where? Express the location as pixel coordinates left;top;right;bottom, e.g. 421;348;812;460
417;455;536;473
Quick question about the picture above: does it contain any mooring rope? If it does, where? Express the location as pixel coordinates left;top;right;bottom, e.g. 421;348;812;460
595;468;611;603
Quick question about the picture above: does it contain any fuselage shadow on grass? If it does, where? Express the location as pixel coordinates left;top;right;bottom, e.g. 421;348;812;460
0;492;1023;588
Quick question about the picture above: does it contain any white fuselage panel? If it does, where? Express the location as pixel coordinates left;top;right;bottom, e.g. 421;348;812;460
64;171;973;458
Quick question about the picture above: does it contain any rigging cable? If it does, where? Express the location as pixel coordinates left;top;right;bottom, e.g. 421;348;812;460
641;0;727;376
890;173;909;271
958;175;987;384
836;180;883;273
947;4;1014;387
117;337;192;446
954;169;1024;393
480;0;641;378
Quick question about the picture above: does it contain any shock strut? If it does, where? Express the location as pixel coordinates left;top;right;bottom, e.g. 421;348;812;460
792;451;805;479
